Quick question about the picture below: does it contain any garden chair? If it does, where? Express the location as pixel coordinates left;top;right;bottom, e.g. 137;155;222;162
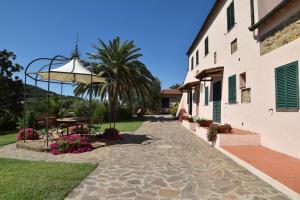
89;116;104;135
39;117;66;142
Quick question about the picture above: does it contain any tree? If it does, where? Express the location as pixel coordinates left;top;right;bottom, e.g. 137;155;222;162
0;49;23;129
74;37;155;127
170;83;182;89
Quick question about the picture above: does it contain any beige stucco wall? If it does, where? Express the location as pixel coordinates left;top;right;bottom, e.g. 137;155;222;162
257;0;284;19
179;0;300;159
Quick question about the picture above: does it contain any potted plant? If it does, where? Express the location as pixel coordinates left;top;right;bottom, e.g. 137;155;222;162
195;117;213;127
207;124;218;144
218;123;232;133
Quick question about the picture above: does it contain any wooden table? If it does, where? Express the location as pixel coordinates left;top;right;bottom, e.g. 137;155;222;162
56;117;90;135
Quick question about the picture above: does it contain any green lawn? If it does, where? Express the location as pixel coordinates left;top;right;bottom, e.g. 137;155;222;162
0;158;97;200
0;130;16;147
101;119;143;132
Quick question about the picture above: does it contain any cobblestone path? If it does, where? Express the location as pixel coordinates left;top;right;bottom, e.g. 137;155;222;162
0;116;289;200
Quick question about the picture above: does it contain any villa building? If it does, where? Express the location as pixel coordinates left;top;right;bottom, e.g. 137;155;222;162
178;0;300;159
160;89;182;113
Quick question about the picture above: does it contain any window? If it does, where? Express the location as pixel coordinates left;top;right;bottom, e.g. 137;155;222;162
191;57;194;70
231;39;237;54
205;37;209;56
161;98;170;108
228;75;237;104
275;61;299;112
241;88;251;104
196;50;199;66
205;86;209;106
227;1;235;31
239;72;246;89
214;52;217;64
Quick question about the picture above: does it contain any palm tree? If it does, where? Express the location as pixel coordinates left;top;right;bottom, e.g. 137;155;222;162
170;83;182;89
74;37;155;127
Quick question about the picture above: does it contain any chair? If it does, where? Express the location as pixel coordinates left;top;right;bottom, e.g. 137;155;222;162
40;117;66;142
89;116;104;135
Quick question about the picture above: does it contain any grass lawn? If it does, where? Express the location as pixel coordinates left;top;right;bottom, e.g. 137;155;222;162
0;130;16;147
0;158;97;200
101;118;143;132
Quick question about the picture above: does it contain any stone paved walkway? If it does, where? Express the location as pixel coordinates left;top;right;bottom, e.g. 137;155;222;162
0;116;289;200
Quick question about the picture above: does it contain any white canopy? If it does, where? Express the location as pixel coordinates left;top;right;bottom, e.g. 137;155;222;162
38;58;105;84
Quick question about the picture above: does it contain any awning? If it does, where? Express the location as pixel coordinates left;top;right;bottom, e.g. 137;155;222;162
38;58;106;84
179;81;200;91
195;66;224;80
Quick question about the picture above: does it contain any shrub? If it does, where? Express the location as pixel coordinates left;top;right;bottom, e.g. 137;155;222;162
195;117;213;127
224;123;232;133
218;123;233;133
93;104;108;123
101;128;123;141
117;106;132;120
207;124;218;142
170;104;179;117
50;134;92;155
16;128;39;140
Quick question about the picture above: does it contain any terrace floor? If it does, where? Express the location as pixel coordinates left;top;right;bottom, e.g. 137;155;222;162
0;116;290;200
223;146;300;195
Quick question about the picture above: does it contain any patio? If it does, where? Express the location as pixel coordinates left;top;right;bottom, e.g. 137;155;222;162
0;116;289;199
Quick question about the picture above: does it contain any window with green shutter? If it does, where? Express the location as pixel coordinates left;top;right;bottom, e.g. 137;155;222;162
191;57;194;70
275;61;299;112
227;1;235;32
205;86;209;106
228;75;237;104
205;37;209;56
196;50;199;66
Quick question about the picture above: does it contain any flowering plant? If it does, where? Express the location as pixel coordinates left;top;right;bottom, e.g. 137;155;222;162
16;128;39;140
50;134;92;155
101;128;123;141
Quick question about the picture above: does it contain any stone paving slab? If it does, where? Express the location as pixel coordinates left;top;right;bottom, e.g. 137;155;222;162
0;116;290;200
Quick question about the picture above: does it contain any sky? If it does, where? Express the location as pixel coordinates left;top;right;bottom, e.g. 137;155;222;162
0;0;215;96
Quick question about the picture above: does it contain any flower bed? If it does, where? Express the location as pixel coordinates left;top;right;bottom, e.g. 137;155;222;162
16;128;40;141
50;134;92;155
101;128;123;141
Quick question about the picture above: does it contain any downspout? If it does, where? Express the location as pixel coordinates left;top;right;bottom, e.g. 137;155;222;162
250;0;255;27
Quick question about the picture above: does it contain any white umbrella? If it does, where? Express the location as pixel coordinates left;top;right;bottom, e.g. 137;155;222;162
38;58;105;84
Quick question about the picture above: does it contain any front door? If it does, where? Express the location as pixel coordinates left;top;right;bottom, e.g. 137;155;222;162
188;90;193;115
213;81;222;123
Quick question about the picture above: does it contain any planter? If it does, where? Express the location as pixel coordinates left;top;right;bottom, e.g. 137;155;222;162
198;120;213;127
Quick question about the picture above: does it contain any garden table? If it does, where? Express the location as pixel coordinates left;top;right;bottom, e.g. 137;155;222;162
56;117;90;135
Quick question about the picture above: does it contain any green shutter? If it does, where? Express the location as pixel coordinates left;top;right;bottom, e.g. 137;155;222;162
275;66;287;109
205;37;209;56
205;86;209;106
227;1;235;31
228;75;236;104
276;62;299;111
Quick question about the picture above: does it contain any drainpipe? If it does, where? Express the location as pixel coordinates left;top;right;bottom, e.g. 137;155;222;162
250;0;255;26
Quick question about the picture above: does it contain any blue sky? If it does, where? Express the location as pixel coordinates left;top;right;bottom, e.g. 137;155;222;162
1;0;214;95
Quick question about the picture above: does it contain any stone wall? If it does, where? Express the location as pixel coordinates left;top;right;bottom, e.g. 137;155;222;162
260;11;300;55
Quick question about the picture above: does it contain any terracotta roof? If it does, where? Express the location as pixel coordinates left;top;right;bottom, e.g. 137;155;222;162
160;89;182;95
179;81;200;91
195;66;224;80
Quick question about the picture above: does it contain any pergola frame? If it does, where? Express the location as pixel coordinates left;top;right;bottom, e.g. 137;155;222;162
23;50;104;146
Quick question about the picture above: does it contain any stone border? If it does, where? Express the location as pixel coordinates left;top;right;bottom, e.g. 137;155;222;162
16;141;51;152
